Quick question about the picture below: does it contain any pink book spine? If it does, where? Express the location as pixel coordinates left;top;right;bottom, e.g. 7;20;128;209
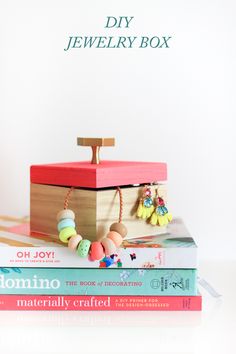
0;295;202;311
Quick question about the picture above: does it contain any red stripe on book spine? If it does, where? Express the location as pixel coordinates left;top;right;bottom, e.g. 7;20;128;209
0;295;202;311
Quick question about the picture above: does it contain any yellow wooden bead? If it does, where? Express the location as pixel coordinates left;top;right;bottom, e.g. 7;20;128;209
59;227;77;243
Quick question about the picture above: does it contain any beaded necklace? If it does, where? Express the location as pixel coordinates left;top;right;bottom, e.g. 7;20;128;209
57;187;127;261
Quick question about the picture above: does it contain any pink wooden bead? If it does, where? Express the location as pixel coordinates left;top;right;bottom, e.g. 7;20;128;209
68;234;83;251
90;241;105;261
107;231;123;247
101;237;117;256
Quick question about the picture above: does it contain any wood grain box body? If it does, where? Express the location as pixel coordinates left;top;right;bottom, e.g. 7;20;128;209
30;183;167;241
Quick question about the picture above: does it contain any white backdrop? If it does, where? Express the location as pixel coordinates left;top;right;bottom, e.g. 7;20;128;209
0;0;235;261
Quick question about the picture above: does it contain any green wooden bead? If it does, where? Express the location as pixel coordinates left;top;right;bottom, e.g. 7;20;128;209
77;239;91;258
59;227;77;243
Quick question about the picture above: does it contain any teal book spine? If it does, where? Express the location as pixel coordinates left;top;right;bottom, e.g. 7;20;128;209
0;267;197;296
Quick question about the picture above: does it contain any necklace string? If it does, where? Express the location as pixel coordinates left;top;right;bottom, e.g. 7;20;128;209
63;186;123;223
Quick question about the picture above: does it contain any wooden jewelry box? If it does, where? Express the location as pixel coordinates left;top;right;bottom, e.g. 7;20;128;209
30;137;168;241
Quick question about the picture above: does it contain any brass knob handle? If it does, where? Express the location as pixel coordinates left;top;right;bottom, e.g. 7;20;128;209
77;137;115;164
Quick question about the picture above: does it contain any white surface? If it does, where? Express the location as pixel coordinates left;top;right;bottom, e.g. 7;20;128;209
0;0;236;261
0;261;235;354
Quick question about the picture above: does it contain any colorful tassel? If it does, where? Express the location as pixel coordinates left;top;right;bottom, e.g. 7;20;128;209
150;196;172;226
136;186;154;219
137;199;144;218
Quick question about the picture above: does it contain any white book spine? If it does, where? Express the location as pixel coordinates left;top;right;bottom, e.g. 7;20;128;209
0;246;197;269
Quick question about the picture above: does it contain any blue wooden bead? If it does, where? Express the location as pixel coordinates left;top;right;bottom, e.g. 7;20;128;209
57;218;76;232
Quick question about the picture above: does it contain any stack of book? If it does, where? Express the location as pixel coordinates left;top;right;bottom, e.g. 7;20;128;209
0;216;201;311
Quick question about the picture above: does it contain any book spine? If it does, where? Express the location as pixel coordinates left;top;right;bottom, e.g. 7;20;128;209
0;268;197;296
0;246;197;269
0;295;202;311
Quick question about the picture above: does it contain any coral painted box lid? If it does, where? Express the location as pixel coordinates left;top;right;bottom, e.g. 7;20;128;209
30;137;167;189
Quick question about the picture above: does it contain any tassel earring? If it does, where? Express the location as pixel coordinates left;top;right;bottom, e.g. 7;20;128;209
150;189;172;226
136;186;154;219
